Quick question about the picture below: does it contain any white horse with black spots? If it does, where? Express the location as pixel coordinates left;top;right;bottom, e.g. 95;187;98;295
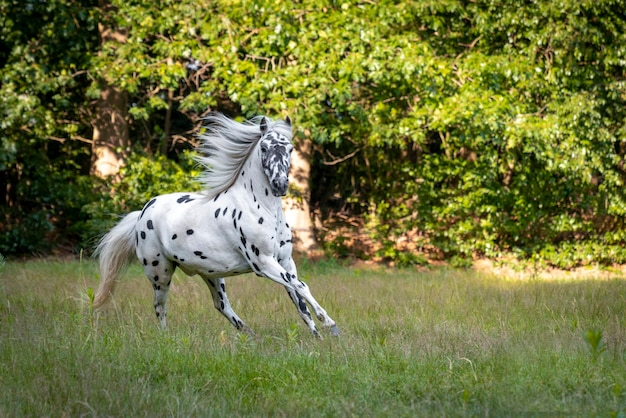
93;114;340;337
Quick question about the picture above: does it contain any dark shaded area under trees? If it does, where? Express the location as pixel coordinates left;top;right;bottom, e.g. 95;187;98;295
1;0;625;268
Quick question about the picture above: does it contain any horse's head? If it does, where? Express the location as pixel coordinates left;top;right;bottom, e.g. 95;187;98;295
258;117;293;197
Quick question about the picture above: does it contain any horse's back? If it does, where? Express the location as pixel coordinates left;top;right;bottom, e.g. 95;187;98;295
135;191;249;277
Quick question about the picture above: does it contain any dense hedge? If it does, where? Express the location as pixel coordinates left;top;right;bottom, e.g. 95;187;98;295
1;0;626;267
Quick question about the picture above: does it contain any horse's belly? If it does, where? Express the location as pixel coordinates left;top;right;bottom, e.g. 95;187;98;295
179;257;251;278
164;241;251;278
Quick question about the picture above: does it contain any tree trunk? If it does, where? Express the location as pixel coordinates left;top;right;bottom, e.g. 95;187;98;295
91;3;129;179
91;84;129;178
283;138;319;253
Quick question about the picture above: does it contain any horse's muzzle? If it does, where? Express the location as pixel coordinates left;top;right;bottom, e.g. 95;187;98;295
271;178;289;197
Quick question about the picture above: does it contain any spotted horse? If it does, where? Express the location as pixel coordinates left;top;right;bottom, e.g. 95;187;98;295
93;113;340;337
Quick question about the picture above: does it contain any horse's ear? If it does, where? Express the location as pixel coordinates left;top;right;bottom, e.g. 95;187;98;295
260;117;268;135
285;116;291;126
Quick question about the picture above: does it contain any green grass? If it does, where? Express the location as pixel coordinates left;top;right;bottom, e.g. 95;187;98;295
1;258;625;416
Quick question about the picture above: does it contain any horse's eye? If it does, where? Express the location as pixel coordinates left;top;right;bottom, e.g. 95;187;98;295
260;145;268;153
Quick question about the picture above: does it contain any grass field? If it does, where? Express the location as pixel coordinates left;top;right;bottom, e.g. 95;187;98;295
1;257;625;417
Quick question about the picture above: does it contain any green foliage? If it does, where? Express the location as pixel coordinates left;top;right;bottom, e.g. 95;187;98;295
294;0;626;267
377;242;429;268
0;161;94;255
81;151;202;245
583;328;607;361
0;0;98;255
2;0;626;266
101;151;201;213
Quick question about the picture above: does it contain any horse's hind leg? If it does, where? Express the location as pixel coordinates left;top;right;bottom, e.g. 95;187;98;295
201;276;254;335
152;279;171;328
138;251;175;329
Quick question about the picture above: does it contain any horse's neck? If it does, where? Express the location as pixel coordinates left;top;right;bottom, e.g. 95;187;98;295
236;155;281;212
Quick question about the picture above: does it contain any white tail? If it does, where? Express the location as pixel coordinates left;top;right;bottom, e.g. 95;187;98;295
93;212;140;309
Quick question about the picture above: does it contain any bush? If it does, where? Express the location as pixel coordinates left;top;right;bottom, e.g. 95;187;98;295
0;167;94;256
80;151;203;248
304;0;626;268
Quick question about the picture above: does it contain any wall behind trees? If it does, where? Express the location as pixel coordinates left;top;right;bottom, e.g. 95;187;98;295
1;0;625;268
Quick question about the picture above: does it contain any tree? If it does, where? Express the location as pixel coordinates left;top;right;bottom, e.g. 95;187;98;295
0;0;98;254
2;0;626;268
90;0;130;178
283;137;318;252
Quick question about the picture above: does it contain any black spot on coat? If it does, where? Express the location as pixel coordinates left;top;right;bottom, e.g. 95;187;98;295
298;298;310;318
140;198;156;219
177;194;194;204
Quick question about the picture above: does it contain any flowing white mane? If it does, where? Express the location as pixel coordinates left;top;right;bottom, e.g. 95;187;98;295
196;113;293;199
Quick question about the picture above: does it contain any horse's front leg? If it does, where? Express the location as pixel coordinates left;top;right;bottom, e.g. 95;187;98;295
257;255;340;337
283;285;320;337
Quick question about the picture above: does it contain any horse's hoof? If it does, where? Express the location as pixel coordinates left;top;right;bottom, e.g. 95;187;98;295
329;325;340;336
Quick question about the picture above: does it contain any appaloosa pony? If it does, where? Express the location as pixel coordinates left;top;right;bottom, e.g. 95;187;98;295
94;114;340;337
